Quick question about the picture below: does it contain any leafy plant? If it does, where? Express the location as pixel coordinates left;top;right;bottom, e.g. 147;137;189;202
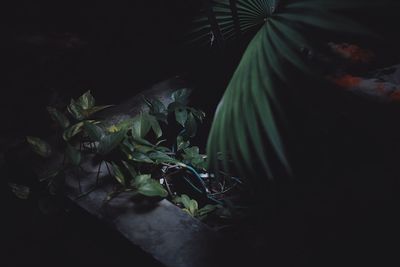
190;0;394;180
25;89;233;216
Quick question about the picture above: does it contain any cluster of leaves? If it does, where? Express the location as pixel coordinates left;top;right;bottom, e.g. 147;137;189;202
173;194;218;220
26;89;220;219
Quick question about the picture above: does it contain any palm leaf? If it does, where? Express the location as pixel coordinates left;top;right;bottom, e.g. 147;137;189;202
190;0;390;180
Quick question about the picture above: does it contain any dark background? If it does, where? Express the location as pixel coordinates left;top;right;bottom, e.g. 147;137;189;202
2;1;400;266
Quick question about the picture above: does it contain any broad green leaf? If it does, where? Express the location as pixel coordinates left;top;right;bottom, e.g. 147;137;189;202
84;122;105;141
47;107;70;129
97;130;126;155
77;90;95;110
111;162;125;185
8;183;30;200
137;180;168;197
132;113;152;138
66;144;81;166
175;108;188;127
149;115;163;139
26;136;52;157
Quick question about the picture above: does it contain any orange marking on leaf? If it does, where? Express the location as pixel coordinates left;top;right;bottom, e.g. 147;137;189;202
334;75;362;89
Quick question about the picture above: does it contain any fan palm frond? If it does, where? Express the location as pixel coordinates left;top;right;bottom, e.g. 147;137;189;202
190;0;393;180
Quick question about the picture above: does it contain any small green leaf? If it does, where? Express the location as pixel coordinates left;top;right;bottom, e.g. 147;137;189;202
188;199;198;215
175;108;188;127
26;136;52;157
67;99;85;120
63;122;85;141
177;135;190;151
197;204;217;217
77;90;95;110
47;107;70;129
66;144;81;166
8;183;30;200
180;194;192;209
111;162;125;185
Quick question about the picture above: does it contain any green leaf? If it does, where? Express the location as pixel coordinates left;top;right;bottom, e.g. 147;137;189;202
63;122;85;141
77;90;95;110
133;174;168;197
67;99;85;120
175;108;188;127
26;136;52;157
197;204;217;217
148;151;178;164
177;135;190;151
97;130;126;155
185;112;197;138
111;162;125;185
47;107;70;129
132;113;152;138
133;174;152;186
172;88;191;104
84;122;105;141
8;183;30;200
176;194;198;216
130;152;154;163
137;180;168;197
149;115;163;139
66;144;81;166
